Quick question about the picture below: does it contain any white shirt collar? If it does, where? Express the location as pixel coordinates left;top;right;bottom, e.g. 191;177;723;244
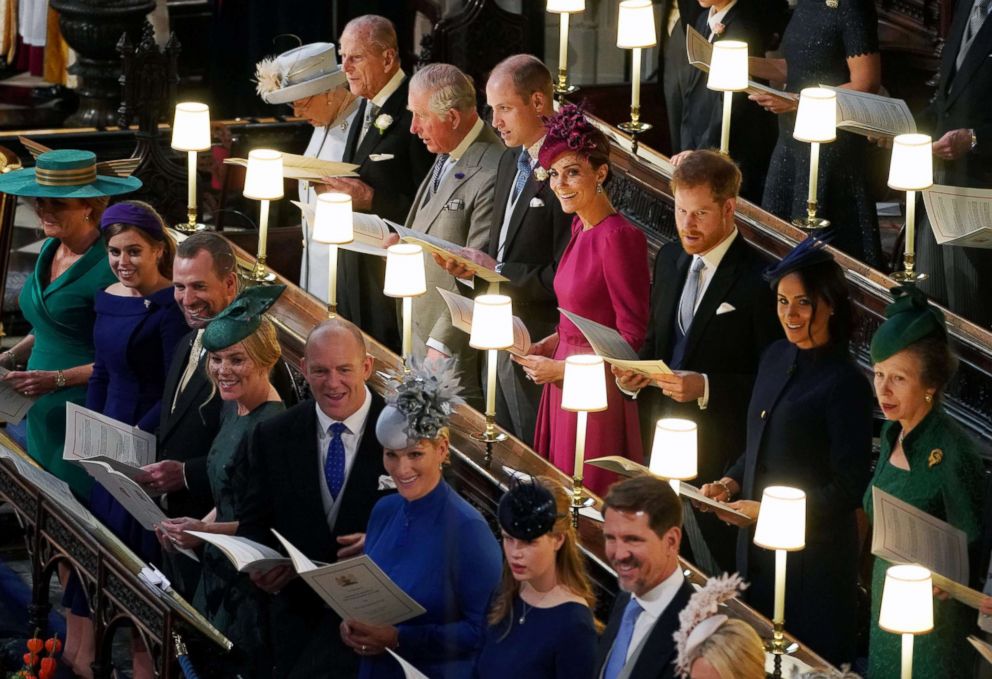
697;228;738;271
449;116;485;161
315;385;372;436
371;68;406;109
708;0;738;37
632;566;685;619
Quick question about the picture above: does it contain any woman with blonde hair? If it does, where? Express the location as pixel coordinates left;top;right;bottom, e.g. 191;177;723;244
477;476;599;679
674;574;764;679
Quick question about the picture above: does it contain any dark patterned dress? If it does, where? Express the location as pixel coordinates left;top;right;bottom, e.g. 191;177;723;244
761;0;882;266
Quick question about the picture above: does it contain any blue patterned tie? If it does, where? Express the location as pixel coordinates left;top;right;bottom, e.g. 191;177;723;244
324;422;348;500
511;149;531;202
603;597;643;679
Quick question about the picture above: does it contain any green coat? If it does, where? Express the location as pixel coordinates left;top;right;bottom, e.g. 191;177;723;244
19;237;115;497
863;408;984;679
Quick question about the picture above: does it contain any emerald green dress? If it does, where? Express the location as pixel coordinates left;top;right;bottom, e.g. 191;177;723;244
19;237;115;497
194;399;284;676
863;408;984;678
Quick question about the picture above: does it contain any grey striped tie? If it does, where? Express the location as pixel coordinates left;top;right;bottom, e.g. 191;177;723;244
957;0;992;70
678;257;706;334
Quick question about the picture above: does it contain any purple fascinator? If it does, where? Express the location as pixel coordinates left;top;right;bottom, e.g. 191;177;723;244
100;202;165;238
537;104;602;171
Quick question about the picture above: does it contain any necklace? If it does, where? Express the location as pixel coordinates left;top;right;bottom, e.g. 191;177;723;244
518;585;554;624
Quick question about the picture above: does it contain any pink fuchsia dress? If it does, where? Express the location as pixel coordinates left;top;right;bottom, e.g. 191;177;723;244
533;214;650;496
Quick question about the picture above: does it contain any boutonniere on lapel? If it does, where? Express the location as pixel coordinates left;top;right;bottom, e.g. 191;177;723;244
533;167;549;182
143;299;151;309
928;448;943;469
378;474;397;490
529;197;545;208
712;22;726;37
374;113;393;135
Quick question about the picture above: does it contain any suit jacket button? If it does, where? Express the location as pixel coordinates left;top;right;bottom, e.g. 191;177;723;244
760;409;767;419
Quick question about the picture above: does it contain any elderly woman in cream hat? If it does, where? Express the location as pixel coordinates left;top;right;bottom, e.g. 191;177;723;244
255;42;359;299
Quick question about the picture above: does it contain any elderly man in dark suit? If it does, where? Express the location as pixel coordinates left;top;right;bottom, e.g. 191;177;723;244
597;475;692;679
436;54;570;445
319;14;434;352
918;0;992;327
615;150;780;574
138;232;239;597
238;318;391;679
403;62;504;407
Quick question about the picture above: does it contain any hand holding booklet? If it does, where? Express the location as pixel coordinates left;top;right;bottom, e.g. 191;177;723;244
389;222;508;284
272;530;425;626
0;367;35;424
225;153;359;181
559;308;673;378
437;288;532;356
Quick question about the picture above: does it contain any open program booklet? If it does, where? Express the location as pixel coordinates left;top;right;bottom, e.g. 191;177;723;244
922;184;992;249
437;288;532;356
560;309;672;378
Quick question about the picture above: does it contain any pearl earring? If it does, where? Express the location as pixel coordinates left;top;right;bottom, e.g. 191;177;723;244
924;393;933;403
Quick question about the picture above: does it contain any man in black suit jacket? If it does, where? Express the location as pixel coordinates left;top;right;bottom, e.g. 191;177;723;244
320;14;434;352
238;318;392;678
670;0;782;202
615;151;780;573
139;232;239;596
918;0;992;327
438;54;570;444
597;475;693;679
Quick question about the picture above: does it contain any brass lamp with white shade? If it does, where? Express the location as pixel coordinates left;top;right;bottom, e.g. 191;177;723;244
888;133;933;283
312;192;354;317
383;243;427;370
753;485;807;678
469;294;513;448
879;564;934;679
171;102;211;233
648;418;698;495
616;0;657;134
561;354;608;522
243;149;284;281
706;41;749;155
547;0;584;99
791;87;837;230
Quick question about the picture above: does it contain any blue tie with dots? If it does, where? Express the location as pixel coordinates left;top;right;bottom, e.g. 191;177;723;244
324;422;348;500
511;149;531;202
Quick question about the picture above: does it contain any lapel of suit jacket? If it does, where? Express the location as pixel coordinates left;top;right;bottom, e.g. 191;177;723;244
160;351;213;443
947;11;992;108
332;393;385;533
353;79;410;166
488;150;518;258
416;139;487;235
680;237;744;365
655;250;692;360
159;331;196;441
500;173;544;258
940;0;977;99
343;99;367;164
744;342;798;496
290;402;332;536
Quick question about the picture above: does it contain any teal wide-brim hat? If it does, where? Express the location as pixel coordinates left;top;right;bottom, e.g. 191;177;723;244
0;149;142;198
870;285;947;363
202;284;286;352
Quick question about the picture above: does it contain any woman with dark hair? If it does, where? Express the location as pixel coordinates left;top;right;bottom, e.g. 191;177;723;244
477;476;598;679
700;238;873;666
515;104;650;496
863;286;982;678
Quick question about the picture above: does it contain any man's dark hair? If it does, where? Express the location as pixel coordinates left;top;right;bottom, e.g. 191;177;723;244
670;149;742;203
176;232;237;280
603;475;683;538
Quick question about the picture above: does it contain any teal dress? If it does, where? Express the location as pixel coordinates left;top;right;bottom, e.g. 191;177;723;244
19;237;115;497
863;408;984;678
194;400;284;676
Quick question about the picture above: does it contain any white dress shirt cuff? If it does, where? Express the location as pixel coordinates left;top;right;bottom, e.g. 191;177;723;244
697;374;709;410
426;338;452;356
616;376;640;399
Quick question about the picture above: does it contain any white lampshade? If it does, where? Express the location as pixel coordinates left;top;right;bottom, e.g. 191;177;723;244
649;418;698;480
888;133;934;191
561;355;608;412
312;192;354;244
547;0;584;12
707;41;749;92
243;149;285;200
470;294;513;350
617;0;657;49
792;88;837;144
753;486;806;551
171;102;211;152
383;243;426;298
879;564;934;635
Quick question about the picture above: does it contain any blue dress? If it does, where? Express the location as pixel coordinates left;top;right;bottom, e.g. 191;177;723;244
476;598;597;679
361;480;502;679
86;286;189;562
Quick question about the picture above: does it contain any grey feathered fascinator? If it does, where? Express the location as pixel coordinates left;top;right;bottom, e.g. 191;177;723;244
673;573;747;677
375;358;465;450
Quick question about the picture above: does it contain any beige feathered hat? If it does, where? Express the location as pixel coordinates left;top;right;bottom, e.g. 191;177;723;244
254;42;347;105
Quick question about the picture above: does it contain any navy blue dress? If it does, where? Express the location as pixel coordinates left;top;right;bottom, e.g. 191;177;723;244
361;480;502;679
476;598;597;679
87;286;189;561
725;340;872;666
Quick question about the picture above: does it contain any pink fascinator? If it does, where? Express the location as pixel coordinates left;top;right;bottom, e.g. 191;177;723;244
673;572;747;677
537;104;603;171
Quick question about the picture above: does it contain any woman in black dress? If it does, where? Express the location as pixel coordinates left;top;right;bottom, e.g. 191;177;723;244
751;0;882;267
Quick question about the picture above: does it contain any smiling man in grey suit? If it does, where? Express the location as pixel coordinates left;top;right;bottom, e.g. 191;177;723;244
405;62;504;407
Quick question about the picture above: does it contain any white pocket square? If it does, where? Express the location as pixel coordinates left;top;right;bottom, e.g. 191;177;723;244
529;197;545;208
377;475;396;490
369;153;394;162
716;302;736;315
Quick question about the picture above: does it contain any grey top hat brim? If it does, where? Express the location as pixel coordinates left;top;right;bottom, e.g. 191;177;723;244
376;405;418;450
263;69;348;105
